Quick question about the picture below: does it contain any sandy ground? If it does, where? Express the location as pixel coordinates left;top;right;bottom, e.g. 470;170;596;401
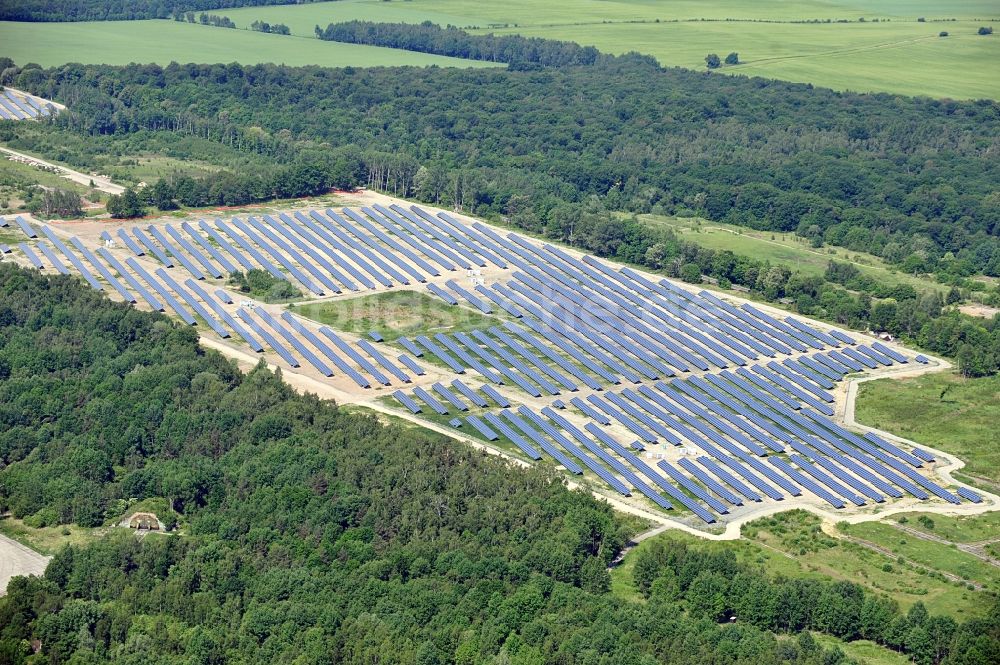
0;533;50;596
960;304;1000;319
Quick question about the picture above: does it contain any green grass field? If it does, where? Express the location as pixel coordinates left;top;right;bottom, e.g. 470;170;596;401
890;511;1000;544
119;155;222;184
0;19;502;69
214;0;1000;99
292;289;500;339
0;157;91;195
855;372;1000;483
483;17;999;100
640;213;949;294
0;515;101;556
843;521;1000;591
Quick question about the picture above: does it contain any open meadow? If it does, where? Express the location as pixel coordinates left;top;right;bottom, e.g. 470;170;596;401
855;372;1000;485
213;0;1000;99
293;290;505;339
639;213;951;295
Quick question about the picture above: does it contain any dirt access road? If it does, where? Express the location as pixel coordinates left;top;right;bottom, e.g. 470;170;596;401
0;533;49;595
1;146;125;195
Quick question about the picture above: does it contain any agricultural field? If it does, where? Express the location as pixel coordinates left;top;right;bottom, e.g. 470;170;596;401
855;372;1000;484
0;19;502;69
4;1;992;97
639;213;950;295
483;16;999;100
215;0;1000;99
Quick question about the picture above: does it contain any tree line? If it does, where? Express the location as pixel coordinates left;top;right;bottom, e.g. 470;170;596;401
105;150;363;218
0;0;301;22
190;12;236;29
315;20;607;68
0;263;911;665
250;20;289;35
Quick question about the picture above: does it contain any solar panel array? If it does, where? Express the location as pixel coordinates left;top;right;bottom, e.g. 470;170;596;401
4;215;415;391
0;90;58;121
5;205;980;525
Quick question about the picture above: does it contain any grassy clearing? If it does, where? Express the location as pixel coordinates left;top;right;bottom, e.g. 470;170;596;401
216;0;999;99
611;510;994;619
0;229;24;245
888;511;1000;544
744;511;992;618
843;521;1000;590
1;157;100;217
118;155;222;185
812;635;912;665
0;515;100;556
640;213;949;294
855;372;1000;483
0;19;502;69
293;289;502;339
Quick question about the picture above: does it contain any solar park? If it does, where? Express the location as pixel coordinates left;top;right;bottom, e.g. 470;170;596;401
0;199;987;530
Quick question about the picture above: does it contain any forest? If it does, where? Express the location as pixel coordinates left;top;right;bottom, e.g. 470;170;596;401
1;263;998;664
0;0;301;22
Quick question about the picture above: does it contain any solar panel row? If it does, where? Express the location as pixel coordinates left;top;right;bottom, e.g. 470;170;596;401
358;339;410;383
483;413;542;460
184;279;263;352
399;354;425;376
97;248;163;311
341;208;436;279
37;228;103;291
501;410;583;474
69;237;136;303
36;242;68;274
282;212;377;289
306;211;414;286
124;258;194;324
